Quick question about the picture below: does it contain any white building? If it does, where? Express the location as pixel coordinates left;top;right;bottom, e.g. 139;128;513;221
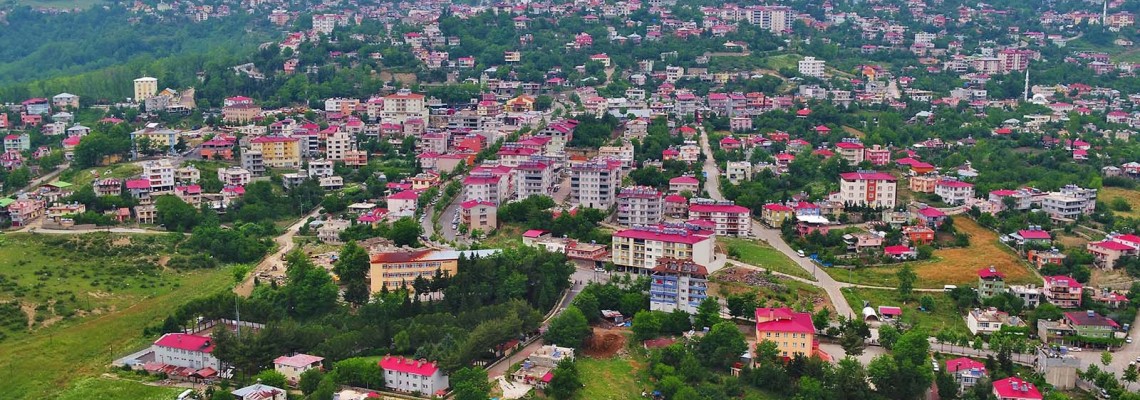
151;333;221;370
967;307;1024;335
611;226;715;273
142;158;176;194
464;173;508;205
326;130;354;162
837;172;897;208
3;134;30;152
687;200;752;237
379;356;449;396
616;186;664;226
935;179;975;205
386;190;419;219
515;161;554;200
273;354;324;385
307;159;335;178
382;90;430;125
747;5;793;34
726;161;752;184
571;159;622;209
134;77;158;102
1040;185;1097;220
217;167;252;187
232;384;286;400
798;56;826;78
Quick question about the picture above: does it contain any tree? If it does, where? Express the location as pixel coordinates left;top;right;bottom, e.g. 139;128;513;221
935;372;960;400
333;241;371;306
155;195;201;232
546;359;582;400
253;369;287;389
696;321;748;370
726;292;759;319
897;265;916;300
1124;364;1138;390
920;295;936;312
839;317;870;356
389;217;423;247
451;367;492;400
694;296;722;329
571;291;600;323
1102;351;1113;368
632;310;663;340
829;357;874;400
878;325;901;350
333;357;384;389
299;368;324;395
282;250;339;319
546;306;591;348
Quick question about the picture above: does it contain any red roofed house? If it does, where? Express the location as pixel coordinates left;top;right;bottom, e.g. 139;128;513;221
835;141;865;164
664;194;688;218
719;136;742;150
1087;234;1140;269
910;161;936;175
386;189;420;219
611;227;715;273
884;245;917;260
978;266;1007;299
864;145;891;166
669;176;700;194
935;179;975;205
273;354;324;385
1044;275;1083;308
762;203;794;227
152;333;220;370
379;356;449;396
916;207;948;228
903;225;935;245
687;201;751;236
837;172;897;208
992;377;1041;400
460;200;497;233
1013;229;1052;245
947;357;987;390
754;307;817;359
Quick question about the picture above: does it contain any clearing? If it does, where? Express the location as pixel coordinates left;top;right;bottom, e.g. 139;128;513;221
16;0;106;9
720;238;815;281
58;163;143;188
829;217;1037;288
56;377;183;400
577;354;651;400
1099;187;1140;219
709;266;832;313
841;288;969;336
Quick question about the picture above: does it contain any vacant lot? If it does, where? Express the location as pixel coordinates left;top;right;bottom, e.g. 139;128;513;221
60;163;142;188
721;238;815;281
841;288;968;336
1100;187;1140;219
710;267;832;313
56;377;183;400
830;217;1036;288
578;355;650;400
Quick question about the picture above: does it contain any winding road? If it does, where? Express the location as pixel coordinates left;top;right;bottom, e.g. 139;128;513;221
234;207;324;296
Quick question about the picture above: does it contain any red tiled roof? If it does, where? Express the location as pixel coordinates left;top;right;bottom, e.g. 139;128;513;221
1017;230;1051;240
379;356;439;376
460;200;495;209
992;377;1042;399
1090;240;1135;251
689;203;749;213
1045;275;1082;289
125;179;151;190
154;333;215;353
670;176;699;185
613;229;709;244
884;245;913;255
250;136;298;143
978;267;1005;279
522;229;548;238
878;306;902;316
754;307;814;333
839;172;896;181
937;180;974;188
763;203;793;212
946;357;985;373
917;207;946;218
664;194;687;203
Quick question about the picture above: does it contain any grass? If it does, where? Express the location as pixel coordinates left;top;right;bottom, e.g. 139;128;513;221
829;217;1037;288
841;288;969;336
56;377;184;400
1100;187;1140;219
721;238;815;281
14;0;106;9
577;356;651;400
0;233;234;399
710;267;832;313
59;163;142;188
761;54;803;71
480;224;525;249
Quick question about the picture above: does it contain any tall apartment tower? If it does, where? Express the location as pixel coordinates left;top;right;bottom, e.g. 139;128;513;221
134;77;158;102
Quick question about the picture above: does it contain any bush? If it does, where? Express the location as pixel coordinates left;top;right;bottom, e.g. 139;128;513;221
1111;197;1132;212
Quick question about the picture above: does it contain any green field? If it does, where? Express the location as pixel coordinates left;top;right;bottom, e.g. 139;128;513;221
721;238;815;281
841;288;968;336
761;54;804;71
0;233;234;399
56;377;184;400
578;356;651;400
59;163;142;188
12;0;107;9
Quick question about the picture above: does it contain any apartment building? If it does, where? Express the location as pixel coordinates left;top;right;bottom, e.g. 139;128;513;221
687;200;751;237
725;161;752;184
382;90;429;125
935;179;976;205
1087;234;1140;269
1040;185;1096;220
1043;275;1082;308
570;160;622;209
977;266;1006;301
610;226;715;273
754;307;816;359
152;333;220;371
616;186;664;227
379;356;449;396
142;158;176;194
835;141;864;164
968;307;1024;335
325;131;354;162
369;249;500;293
134;77;158;101
459;200;497;233
464;173;508;205
798;56;826;78
241;150;266;176
248;136;301;169
746;6;793;34
837;172;897;208
514;161;553;200
649;257;709;314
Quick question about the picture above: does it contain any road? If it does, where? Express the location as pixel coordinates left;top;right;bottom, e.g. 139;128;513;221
552;171;572;206
696;127;722;201
234;207;324;296
437;191;463;242
15;163;69;193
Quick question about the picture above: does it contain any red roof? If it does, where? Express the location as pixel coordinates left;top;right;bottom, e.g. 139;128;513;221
613;229;710;244
125;179;151;190
460;200;495;209
992;377;1041;400
978;267;1005;279
689;203;750;214
388;190;420;200
251;136;298;143
670;176;699;185
664;194;687;203
946;357;985;373
1091;240;1135;251
839;172;896;181
796;108;812;116
1017;230;1051;240
379;356;439;376
754;307;814;333
154;333;215;353
917;207;946;218
937;180;974;188
763;203;793;212
836;141;864;149
1045;275;1082;289
884;245;913;255
1114;234;1140;245
522;229;548;238
274;354;324;368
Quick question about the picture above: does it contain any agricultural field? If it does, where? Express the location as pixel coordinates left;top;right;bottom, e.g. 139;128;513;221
0;233;234;399
840;288;969;336
829;217;1037;288
1100;187;1140;219
720;238;815;281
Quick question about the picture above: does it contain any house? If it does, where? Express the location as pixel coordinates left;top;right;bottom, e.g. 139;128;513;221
968;307;1025;335
837;172;897;208
904;225;935;245
884;245;916;260
1086;236;1140;269
916;207;948;228
1043;276;1082;308
616;186;664;226
316;219;350;244
649;257;709;314
460;200;497;233
935;179;975;205
248;136;301;169
1063;310;1119;339
6;199;45;226
379;356;449;396
151;333;220;371
762;204;794;227
386;190;419;220
754;307;817;359
669;176;700;194
978;266;1006;300
1013;230;1052;246
511;345;574;389
369;249;501;293
273;354;324;385
231;383;286;400
611;226;715;274
946;357;986;391
992;377;1041;400
843;232;883;252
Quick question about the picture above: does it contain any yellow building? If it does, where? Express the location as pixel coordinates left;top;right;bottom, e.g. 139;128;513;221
761;204;794;228
249;136;301;169
754;307;817;359
506;95;536;112
134;77;158;101
369;249;501;294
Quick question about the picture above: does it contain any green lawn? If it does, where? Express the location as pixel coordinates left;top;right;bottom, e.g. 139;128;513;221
722;238;815;281
0;233;235;399
841;288;968;336
578;356;651;400
59;163;142;188
761;54;804;71
56;377;184;400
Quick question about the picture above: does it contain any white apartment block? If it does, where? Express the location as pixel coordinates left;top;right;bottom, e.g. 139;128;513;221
380;356;449;396
935;179;976;205
325;131;353;162
382;90;429;125
570;160;622;209
616;186;664;226
142;158;176;194
1040;185;1097;220
726;161;752;184
307;159;335;178
837;172;897;208
687;200;752;237
798;56;826;78
611;226;715;274
217;167;252;186
515;161;554;200
746;6;792;34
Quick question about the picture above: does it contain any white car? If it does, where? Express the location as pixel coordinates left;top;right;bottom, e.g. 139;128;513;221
797;250;806;257
1128;337;1134;344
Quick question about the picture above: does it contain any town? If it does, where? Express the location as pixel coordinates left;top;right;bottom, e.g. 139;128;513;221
0;0;1139;399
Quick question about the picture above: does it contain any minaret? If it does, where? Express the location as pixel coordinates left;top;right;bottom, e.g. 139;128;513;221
1023;60;1030;102
1103;0;1109;26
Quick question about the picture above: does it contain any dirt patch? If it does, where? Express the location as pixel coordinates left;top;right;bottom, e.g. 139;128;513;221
112;236;132;246
20;302;36;329
584;327;628;358
1092;269;1134;289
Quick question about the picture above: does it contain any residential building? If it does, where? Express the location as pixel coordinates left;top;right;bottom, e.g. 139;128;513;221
242;150;265;176
231;384;286;400
726;161;752;184
835;141;865;164
175;165;200;184
687;200;751;237
217;167;252;187
616;186;664;226
464;173;508;205
249;136;301;169
992;377;1041;400
52;93;79;108
946;357;987;391
864;145;891;165
379;356;449;397
382;90;429;125
754;307;816;358
668;176;700;194
649;257;709;314
6;199;44;226
222;104;262;123
460;200;497;233
386;190;419;219
316;219;349;244
1043;275;1082;308
1040;185;1097;220
369;249;500;293
514;161;553;200
130;124;180;154
610;226;715;273
968;307;1025;335
325;131;354;162
134;77;158;101
977;266;1006;301
1087;237;1139;269
511;345;574;389
936;179;975;205
570;160;622;209
3;134;29;152
798;56;826;78
152;333;220;370
1061;310;1118;339
837;172;897;208
142;158;176;194
762;204;794;227
1009;284;1042;308
746;6;793;34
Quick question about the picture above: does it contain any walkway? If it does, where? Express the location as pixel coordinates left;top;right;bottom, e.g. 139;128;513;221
234;207;324;296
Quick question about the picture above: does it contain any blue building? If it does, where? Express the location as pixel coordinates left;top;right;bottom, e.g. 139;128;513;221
649;257;709;314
